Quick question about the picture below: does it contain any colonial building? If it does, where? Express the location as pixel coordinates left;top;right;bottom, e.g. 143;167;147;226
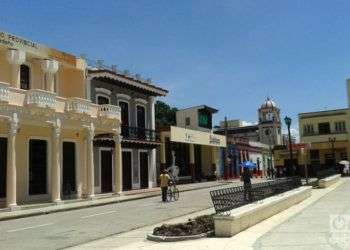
158;105;226;183
299;108;349;171
0;31;121;210
87;66;168;191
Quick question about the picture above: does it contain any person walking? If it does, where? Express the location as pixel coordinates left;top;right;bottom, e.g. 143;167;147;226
160;169;171;202
242;167;252;202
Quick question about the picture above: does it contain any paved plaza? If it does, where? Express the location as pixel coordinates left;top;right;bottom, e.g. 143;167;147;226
70;178;349;250
0;179;267;250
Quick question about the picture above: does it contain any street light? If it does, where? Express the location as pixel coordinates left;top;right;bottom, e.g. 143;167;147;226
284;116;294;177
328;137;336;169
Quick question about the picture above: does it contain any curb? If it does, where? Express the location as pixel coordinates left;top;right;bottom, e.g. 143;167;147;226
146;231;214;242
0;181;232;222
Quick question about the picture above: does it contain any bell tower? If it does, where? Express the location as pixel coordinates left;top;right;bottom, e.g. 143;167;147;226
258;97;282;146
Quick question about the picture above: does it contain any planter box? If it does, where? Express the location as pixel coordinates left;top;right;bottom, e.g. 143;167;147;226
318;174;341;188
214;186;312;237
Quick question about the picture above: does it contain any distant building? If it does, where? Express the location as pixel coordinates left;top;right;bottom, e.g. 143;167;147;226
216;97;283;147
157;105;226;183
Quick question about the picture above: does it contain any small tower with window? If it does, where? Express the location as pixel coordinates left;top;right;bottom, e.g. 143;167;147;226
258;97;282;145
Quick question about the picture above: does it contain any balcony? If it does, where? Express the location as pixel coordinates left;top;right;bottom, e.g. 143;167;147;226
121;125;159;142
302;130;348;143
26;89;57;109
303;130;347;136
98;104;121;120
0;82;10;103
65;97;91;114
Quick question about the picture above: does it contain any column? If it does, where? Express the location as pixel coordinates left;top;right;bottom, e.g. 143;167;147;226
6;49;26;88
41;59;59;92
211;147;217;176
51;119;62;203
86;123;95;199
148;96;157;187
6;113;19;210
113;134;123;194
160;141;167;172
189;143;195;182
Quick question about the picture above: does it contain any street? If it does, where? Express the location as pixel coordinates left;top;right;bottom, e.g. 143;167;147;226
0;180;263;250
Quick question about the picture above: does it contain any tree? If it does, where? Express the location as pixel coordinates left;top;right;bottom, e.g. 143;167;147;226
155;101;178;128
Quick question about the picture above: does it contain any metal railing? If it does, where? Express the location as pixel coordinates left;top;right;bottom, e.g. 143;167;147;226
121;125;159;142
210;177;302;215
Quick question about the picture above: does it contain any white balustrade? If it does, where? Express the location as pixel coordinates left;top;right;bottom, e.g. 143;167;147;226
0;82;10;103
26;89;57;109
65;98;91;114
98;104;121;120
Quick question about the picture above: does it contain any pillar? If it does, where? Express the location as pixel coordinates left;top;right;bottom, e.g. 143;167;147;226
6;113;19;210
41;59;59;92
148;96;157;187
86;123;95;199
6;49;26;88
160;141;166;172
51;118;61;203
211;147;217;176
189;143;195;181
113;134;123;194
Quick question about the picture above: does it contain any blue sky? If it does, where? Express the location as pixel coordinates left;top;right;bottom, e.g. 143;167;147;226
1;0;350;137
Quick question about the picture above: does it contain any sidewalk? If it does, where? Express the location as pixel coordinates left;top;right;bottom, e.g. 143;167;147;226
68;178;347;250
0;179;239;221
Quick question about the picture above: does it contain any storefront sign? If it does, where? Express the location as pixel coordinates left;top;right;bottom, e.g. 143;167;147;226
0;31;76;66
170;126;226;147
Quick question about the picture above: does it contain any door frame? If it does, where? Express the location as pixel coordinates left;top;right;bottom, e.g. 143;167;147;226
0;135;8;203
98;147;114;194
26;137;51;202
61;139;79;198
122;148;133;191
138;149;149;189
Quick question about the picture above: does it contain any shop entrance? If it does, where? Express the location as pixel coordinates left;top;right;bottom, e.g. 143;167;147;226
122;151;132;191
140;152;149;189
101;150;113;193
29;139;47;195
62;142;76;197
0;138;7;198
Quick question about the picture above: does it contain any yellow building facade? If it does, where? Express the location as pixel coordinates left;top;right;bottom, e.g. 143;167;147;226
0;31;121;210
299;108;349;169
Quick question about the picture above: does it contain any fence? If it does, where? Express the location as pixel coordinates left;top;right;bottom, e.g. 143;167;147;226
210;177;302;215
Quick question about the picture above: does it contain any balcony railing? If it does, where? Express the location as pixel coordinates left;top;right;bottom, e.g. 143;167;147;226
66;97;91;114
303;130;347;136
0;82;10;103
121;126;159;142
26;89;57;109
98;104;121;120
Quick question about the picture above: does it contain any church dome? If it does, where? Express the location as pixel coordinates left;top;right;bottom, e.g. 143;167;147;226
261;97;277;109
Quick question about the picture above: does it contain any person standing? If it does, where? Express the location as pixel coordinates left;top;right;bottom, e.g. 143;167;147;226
160;169;171;202
242;167;252;202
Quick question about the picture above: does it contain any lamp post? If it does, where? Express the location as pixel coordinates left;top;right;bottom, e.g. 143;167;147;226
265;128;273;178
224;116;229;179
328;137;336;169
284;116;294;177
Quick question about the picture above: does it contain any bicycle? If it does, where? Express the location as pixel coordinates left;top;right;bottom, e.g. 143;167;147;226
167;181;179;201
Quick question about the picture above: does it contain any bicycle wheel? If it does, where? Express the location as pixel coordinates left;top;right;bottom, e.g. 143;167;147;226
167;188;173;202
173;187;179;201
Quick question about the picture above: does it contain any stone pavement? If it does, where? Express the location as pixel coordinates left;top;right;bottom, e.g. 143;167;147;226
0;179;240;221
69;178;348;250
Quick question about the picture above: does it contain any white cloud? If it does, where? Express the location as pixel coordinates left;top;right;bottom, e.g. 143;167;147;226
241;120;258;126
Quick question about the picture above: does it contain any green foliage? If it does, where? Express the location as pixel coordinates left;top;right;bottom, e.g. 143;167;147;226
155;101;178;127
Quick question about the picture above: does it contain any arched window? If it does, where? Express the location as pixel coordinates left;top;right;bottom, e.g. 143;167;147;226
20;64;30;90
